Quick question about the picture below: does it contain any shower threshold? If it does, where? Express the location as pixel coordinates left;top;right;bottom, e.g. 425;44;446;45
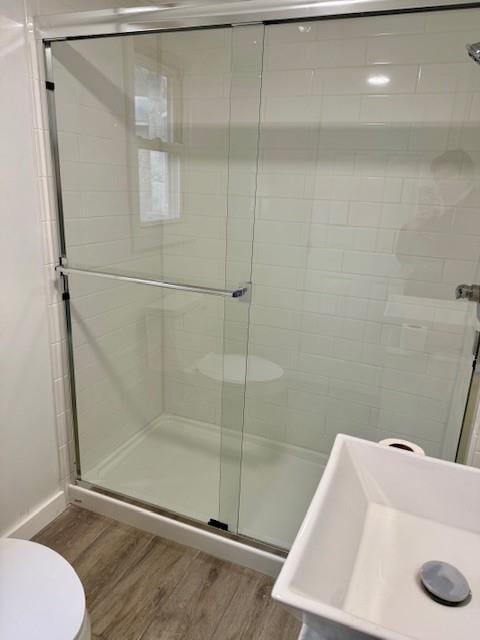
82;414;327;549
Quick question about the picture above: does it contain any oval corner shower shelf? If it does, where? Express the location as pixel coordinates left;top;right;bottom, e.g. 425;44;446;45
195;353;284;385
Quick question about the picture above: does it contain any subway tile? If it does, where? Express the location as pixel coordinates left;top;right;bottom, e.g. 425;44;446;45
252;264;302;290
296;352;380;386
442;259;476;283
257;173;309;198
250;324;300;350
311;38;368;68
261;70;314;96
253;243;307;268
264;41;316;70
320;95;361;123
316;12;426;40
318;121;410;151
252;285;304;310
256;197;313;222
366;32;476;65
230;72;262;98
253;220;310;246
320;201;350;225
326;226;354;249
348;202;382;227
313;65;418;95
425;9;479;32
395;230;479;260
417;63;480;94
260;147;317;175
307;248;343;271
251;305;301;330
375;408;444;442
267;22;319;45
381;367;454;401
261;96;320;124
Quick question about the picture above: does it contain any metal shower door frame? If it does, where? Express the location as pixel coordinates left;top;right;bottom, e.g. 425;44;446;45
39;0;480;41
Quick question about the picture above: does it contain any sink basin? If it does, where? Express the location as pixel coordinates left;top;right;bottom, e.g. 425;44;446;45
272;435;480;640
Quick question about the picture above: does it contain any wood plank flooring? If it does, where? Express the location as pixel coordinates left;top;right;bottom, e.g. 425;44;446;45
33;506;301;640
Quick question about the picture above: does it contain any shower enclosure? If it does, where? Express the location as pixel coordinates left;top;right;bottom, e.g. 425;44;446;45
46;3;480;550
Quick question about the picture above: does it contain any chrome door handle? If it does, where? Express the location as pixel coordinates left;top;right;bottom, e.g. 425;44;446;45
56;264;250;300
456;284;480;302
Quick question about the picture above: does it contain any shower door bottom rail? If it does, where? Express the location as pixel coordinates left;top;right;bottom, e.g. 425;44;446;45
56;264;250;299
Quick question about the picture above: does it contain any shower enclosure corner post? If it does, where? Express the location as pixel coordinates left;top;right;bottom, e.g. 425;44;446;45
43;40;82;480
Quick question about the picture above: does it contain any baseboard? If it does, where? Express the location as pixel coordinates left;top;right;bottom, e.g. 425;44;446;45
68;484;284;577
5;490;67;540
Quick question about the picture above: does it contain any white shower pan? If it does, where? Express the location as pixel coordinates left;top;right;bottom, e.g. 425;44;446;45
83;414;327;549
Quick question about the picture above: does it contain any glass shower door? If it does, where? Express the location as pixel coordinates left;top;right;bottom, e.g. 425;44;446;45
237;7;480;548
50;7;480;550
51;25;264;528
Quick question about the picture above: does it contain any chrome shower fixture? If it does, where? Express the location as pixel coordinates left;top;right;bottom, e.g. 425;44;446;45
467;42;480;64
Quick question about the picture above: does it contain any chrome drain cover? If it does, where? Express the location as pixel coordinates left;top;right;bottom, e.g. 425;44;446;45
419;561;471;606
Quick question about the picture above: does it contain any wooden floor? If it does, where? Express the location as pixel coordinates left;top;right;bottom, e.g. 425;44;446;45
33;506;301;640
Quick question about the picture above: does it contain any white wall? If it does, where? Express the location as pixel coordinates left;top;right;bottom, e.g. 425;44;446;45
0;0;64;537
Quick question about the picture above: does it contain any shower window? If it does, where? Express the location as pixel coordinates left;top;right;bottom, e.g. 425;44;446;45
134;59;180;223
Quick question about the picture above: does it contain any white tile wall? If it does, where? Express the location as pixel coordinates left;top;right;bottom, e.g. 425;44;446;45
243;9;480;466
43;25;260;475
50;35;167;472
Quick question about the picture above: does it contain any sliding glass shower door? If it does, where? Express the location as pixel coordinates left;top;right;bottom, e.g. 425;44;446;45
51;25;264;528
51;6;480;550
236;7;480;548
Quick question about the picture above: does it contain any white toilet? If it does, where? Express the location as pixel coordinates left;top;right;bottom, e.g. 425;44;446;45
0;538;91;639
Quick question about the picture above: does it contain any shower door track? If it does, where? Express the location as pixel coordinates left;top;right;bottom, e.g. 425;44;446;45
76;478;288;558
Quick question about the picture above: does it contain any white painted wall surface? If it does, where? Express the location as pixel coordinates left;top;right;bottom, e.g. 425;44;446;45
0;0;63;537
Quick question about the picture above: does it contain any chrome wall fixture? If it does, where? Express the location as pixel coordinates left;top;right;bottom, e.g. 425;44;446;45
455;283;480;302
467;41;480;63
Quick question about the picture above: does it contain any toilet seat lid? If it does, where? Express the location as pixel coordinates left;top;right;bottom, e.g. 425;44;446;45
0;538;86;640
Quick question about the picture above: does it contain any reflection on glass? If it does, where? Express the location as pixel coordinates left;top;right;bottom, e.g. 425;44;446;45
367;74;390;86
138;149;179;222
134;65;171;141
134;62;180;223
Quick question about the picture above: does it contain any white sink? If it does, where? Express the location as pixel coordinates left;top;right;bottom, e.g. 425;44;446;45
273;435;480;640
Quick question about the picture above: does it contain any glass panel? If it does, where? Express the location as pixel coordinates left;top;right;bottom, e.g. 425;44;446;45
69;273;239;523
51;26;260;528
238;8;480;548
52;28;251;290
219;24;265;531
